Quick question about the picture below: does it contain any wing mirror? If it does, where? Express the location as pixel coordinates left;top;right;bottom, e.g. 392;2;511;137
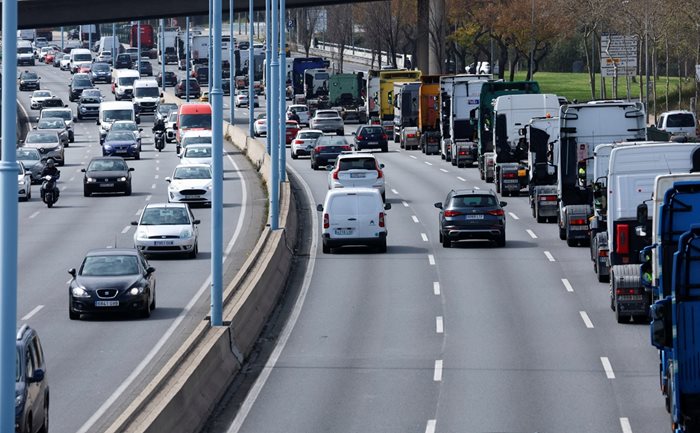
384;203;391;210
80;168;86;172
637;202;648;226
146;266;156;274
434;202;443;209
128;167;135;172
316;204;323;212
131;221;138;225
68;268;76;277
500;201;508;207
193;219;201;225
165;177;171;183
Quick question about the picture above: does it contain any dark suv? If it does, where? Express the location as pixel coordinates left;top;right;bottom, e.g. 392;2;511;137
175;78;201;99
68;73;94;102
15;324;49;433
434;189;507;247
115;53;133;69
353;125;388;152
18;71;41;91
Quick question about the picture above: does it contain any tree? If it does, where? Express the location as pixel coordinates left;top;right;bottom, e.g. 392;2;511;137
296;7;323;57
325;4;354;72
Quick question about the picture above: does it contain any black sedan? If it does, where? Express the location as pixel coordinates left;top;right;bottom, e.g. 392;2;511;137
434;189;507;248
310;135;353;170
68;248;156;319
82;156;134;196
133;60;153;76
102;131;141;160
156;71;178;87
353;125;389;152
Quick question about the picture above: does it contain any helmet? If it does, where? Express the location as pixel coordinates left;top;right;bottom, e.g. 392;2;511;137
46;159;55;168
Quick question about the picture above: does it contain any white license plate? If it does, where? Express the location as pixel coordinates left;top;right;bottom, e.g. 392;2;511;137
504;179;519;183
95;300;119;307
154;240;174;246
350;173;365;178
570;225;588;230
100;183;114;187
368;141;379;145
335;228;354;235
465;214;484;220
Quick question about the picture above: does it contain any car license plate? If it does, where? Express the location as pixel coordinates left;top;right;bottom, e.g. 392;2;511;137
570;225;588;230
368;141;379;145
335;228;354;235
154;240;174;246
504;179;518;183
100;183;114;187
95;300;119;307
465;214;484;220
350;173;365;178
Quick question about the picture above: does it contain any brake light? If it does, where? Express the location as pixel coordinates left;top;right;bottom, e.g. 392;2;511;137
616;287;638;295
539;195;557;201
407;133;416;138
323;213;329;229
487;159;495;166
332;169;339;180
293;139;303;145
616;223;630;254
570;218;587;225
459;150;467;155
598;249;608;257
357;135;364;140
503;172;517;179
315;146;325;154
487;209;505;216
341;145;352;151
379;212;385;227
381;134;388;140
377;168;383;178
444;210;462;217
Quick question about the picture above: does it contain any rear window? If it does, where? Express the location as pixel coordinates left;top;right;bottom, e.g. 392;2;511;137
451;194;497;207
299;132;322;140
361;127;383;134
338;158;377;171
666;113;696;128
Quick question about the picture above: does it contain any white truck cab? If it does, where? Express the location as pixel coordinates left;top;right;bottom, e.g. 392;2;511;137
132;78;161;113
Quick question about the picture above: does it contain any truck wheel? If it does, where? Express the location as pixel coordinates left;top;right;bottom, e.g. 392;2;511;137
615;301;628;323
451;158;457;166
480;170;484;180
536;213;546;224
495;180;501;193
566;236;577;247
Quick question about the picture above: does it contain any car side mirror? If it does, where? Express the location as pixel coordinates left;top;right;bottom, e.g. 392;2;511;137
135;116;141;125
96;120;100;125
165;177;171;183
434;202;443;209
64;104;68;108
29;368;45;383
352;131;356;135
637;202;648;225
384;203;391;210
80;168;86;172
131;221;138;225
316;204;323;212
193;219;201;225
379;163;385;169
68;268;76;277
146;266;156;274
173;124;178;130
33;126;37;130
500;201;508;207
326;165;333;171
128;167;135;172
139;128;143;132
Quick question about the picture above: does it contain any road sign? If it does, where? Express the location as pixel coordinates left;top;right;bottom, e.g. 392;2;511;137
601;34;638;77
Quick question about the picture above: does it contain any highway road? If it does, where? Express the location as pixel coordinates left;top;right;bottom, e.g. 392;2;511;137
13;58;265;433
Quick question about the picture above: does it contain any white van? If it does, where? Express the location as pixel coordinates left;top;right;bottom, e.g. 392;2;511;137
97;36;120;56
132;78;161;113
69;48;93;74
97;101;138;138
113;69;140;101
656;110;698;138
317;187;390;253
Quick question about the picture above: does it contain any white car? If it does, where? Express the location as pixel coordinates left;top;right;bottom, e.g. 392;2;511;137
30;90;54;110
17;162;31;201
96;51;113;63
59;54;72;71
37;46;53;61
39;108;75;143
235;90;259;108
286;104;310;126
132;203;199;258
165;111;178;143
327;153;386;200
180;144;213;166
178;130;213;155
309;109;345;135
253;113;267;137
290;129;322;159
165;164;212;206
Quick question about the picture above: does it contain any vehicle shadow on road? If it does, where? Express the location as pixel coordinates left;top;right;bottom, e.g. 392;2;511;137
449;239;536;249
76;307;184;321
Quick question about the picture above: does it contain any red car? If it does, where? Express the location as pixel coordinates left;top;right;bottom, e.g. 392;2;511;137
78;64;92;74
285;120;300;145
44;50;56;64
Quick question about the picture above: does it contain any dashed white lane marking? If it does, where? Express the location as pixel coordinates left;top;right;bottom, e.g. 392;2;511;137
145;194;152;201
409;155;417;159
508;212;519;220
121;226;131;234
69;176;75;182
562;278;574;292
473;186;480;190
402;201;409;207
21;305;44;321
424;161;433;166
436;316;444;334
29;211;40;219
391;188;398;195
421;233;428;242
439;168;448;173
620;417;633;433
65;279;72;285
425;420;437;433
544;251;556;262
151;184;156;189
433;360;443;381
433;282;440;295
428;254;435;265
411;215;419;223
601;357;615;379
526;229;537;239
61;186;67;191
457;176;466;181
154;175;159;179
155;166;160;171
106;245;113;249
579;311;594;328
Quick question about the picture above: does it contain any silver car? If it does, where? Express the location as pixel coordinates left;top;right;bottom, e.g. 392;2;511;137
40;108;75;143
17;162;32;201
132;203;200;258
23;131;65;166
16;148;45;183
310;109;345;135
35;118;70;146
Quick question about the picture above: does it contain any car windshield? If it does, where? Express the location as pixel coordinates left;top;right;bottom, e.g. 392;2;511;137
118;77;137;86
17;149;40;160
80;255;140;276
62;55;70;60
106;131;135;141
21;72;38;80
158;104;177;115
299;132;322;139
43;110;71;121
140;207;190;225
316;136;348;146
33;91;51;98
38;119;65;129
83;89;101;98
292;106;308;112
182;136;211;145
103;109;132;122
74;53;92;61
134;87;159;98
180;114;212;129
92;64;109;72
173;166;211;179
80;97;100;104
184;146;212;158
17;47;32;54
316;111;338;118
361;126;383;134
112;122;137;131
338;158;377;171
25;132;58;144
73;78;92;87
451;194;497;207
88;159;127;171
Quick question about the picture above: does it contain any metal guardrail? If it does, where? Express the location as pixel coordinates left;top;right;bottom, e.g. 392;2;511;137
314;40;411;68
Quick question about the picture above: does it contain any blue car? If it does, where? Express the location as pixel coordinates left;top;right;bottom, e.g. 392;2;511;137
102;130;141;160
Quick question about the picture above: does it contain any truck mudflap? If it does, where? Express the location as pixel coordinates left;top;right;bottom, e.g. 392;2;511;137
497;163;527;197
531;185;557;223
420;131;441;155
610;264;650;323
594;232;610;282
441;138;452;161
564;204;592;246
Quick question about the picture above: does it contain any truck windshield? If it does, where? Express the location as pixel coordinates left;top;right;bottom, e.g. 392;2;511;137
17;47;32;54
180;114;212;129
134;87;160;98
74;54;92;62
119;77;138;86
103;109;133;122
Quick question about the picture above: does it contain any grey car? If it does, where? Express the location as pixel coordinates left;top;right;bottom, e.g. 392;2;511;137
16;148;45;183
434;189;507;247
23;131;65;166
40;108;75;143
309;109;345;136
35;118;70;147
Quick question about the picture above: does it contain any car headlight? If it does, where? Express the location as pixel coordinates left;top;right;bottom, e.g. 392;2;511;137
80;106;87;112
71;286;90;298
16;393;23;407
180;228;192;239
103;145;112;150
87;177;96;183
136;229;148;240
129;286;145;295
118;176;127;181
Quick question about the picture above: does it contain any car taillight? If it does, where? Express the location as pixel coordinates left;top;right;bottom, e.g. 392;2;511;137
459;150;467;155
487;209;505;216
332;169;339;180
616;223;630;254
381;134;388;140
323;213;329;229
487;159;495;166
377;168;383;178
379;212;385;227
357;135;364;140
315;146;324;154
341;145;352;151
444;210;462;217
407;133;415;138
293;139;303;145
570;218;587;225
598;249;608;257
616;287;638;295
539;195;557;201
503;172;517;179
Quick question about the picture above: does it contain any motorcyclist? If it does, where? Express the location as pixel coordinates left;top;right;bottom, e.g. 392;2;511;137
40;159;60;198
288;109;300;124
152;116;166;148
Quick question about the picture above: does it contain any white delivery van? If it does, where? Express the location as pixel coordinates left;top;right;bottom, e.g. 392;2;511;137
97;36;121;56
113;69;140;101
317;187;391;254
69;48;93;73
97;101;138;138
132;78;161;113
656;110;698;138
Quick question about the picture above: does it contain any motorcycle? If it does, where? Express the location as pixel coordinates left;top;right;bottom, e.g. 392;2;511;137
154;130;165;152
40;174;59;208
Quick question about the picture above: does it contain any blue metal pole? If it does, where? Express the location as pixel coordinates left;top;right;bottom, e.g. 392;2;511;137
161;20;166;94
229;0;235;124
209;3;213;83
186;17;191;102
61;26;64;52
270;0;280;230
112;23;116;69
137;20;141;70
265;0;271;154
89;24;92;52
0;0;19;429
211;0;224;327
248;0;254;137
278;0;287;182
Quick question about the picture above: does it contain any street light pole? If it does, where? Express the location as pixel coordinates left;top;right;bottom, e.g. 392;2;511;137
529;0;535;80
645;5;650;124
230;0;235;124
186;17;191;102
278;0;287;182
211;0;224;327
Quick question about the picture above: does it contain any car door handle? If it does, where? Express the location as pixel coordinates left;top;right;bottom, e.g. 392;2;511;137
347;218;357;221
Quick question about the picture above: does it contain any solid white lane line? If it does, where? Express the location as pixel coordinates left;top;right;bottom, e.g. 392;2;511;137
21;305;44;321
562;278;574;292
428;254;435;265
425;420;437;433
601;357;615;379
29;211;40;219
391;188;399;195
434;360;443;381
421;233;428;242
402;201;409;207
439;168;448;173
433;282;440;295
526;229;538;239
151;183;156;189
544;251;556;262
412;215;419;223
121;226;131;234
436;316;444;334
457;176;466;181
579;311;594;328
424;161;433;166
409;155;417;159
508;212;519;220
620;418;633;433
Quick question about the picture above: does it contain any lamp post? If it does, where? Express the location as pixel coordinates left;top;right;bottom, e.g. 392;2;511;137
249;0;255;136
278;0;287;182
186;17;191;102
211;0;224;327
269;0;280;230
230;0;235;124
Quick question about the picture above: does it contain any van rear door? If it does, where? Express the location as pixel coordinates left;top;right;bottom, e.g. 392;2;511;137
328;193;359;240
356;192;383;239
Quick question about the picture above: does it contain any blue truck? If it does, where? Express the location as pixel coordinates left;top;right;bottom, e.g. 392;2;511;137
292;57;326;97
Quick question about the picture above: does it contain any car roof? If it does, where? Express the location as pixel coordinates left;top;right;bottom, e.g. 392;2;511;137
298;129;323;134
451;188;496;196
89;156;127;162
145;202;188;209
182;130;212;137
175;163;211;169
337;153;376;160
326;187;380;197
85;248;140;257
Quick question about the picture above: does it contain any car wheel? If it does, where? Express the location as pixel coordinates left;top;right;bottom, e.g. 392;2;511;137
322;241;330;254
442;234;451;248
377;238;387;253
311;161;318;170
381;192;386;202
69;301;79;320
39;396;49;433
69;135;74;143
141;296;152;318
451;158;457;166
135;153;141;160
125;183;132;196
382;146;388;153
291;151;298;159
83;187;91;197
496;232;506;247
150;289;156;310
337;130;343;136
188;243;198;259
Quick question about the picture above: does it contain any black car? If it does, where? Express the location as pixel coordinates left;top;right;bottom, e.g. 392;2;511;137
40;96;66;110
68;73;94;102
434;189;507;248
133;60;153;76
68;248;156;319
18;71;40;91
156;71;178;87
115;53;133;69
77;95;100;120
163;46;178;64
194;66;208;85
310;135;353;170
89;62;112;83
222;78;231;96
175;78;201;99
353;125;389;152
82;156;134;196
15;324;49;433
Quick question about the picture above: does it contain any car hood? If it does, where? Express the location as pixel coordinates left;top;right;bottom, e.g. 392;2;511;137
181;157;212;166
75;274;142;291
170;179;212;189
103;140;137;146
138;224;192;237
37;128;66;135
19;160;42;169
86;170;129;178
